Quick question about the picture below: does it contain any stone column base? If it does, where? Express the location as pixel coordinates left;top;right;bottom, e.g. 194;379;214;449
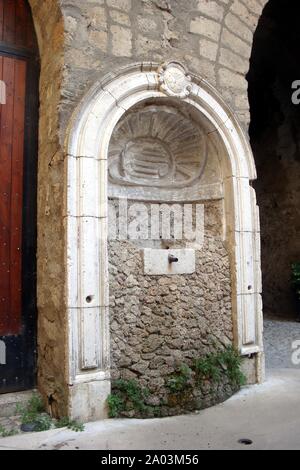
69;380;111;423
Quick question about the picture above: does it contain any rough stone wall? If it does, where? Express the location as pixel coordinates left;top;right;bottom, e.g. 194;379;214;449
59;0;268;134
109;200;234;415
29;0;67;417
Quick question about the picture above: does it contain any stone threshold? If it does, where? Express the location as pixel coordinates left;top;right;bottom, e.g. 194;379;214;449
0;390;36;418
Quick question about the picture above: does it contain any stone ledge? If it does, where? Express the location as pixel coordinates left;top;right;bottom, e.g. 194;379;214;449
0;390;36;418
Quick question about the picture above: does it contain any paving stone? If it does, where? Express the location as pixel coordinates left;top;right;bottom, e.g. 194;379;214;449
264;319;300;370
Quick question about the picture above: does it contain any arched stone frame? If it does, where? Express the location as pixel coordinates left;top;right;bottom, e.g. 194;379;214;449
65;63;264;422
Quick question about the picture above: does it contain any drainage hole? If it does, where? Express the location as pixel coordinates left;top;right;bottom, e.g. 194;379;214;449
238;439;253;446
86;295;94;304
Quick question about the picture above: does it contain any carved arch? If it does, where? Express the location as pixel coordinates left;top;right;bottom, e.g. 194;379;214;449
65;62;264;421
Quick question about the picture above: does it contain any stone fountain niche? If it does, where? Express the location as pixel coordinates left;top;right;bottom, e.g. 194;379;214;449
108;97;235;416
66;62;262;422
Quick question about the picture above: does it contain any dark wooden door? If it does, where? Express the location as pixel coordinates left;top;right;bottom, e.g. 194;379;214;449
0;0;39;393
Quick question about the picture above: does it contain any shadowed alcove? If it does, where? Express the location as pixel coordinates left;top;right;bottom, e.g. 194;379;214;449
248;0;300;320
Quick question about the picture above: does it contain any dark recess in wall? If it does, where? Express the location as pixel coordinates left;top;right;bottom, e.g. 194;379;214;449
247;0;300;318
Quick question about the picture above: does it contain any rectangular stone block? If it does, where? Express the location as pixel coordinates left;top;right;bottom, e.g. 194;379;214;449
144;249;196;276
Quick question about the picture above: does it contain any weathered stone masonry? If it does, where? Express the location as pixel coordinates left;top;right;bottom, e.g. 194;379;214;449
58;0;268;132
27;0;268;420
109;201;234;416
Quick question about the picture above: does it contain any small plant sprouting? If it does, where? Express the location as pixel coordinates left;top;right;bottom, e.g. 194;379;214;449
55;417;85;432
194;355;222;384
15;394;84;433
16;394;47;427
107;346;246;419
0;425;19;438
107;394;124;419
218;346;247;389
107;379;152;418
166;364;193;394
195;346;246;389
31;414;53;432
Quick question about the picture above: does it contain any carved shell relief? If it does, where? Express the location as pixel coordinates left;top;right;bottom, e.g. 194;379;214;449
109;105;208;190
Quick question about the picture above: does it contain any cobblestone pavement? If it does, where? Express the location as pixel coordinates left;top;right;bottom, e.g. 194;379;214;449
264;319;300;370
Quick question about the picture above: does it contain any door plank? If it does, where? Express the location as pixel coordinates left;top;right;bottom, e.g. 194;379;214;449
0;56;26;336
0;1;4;42
10;58;26;335
0;56;15;336
3;0;16;45
15;0;27;48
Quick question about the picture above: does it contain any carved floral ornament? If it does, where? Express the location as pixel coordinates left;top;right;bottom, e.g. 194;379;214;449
158;61;192;99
